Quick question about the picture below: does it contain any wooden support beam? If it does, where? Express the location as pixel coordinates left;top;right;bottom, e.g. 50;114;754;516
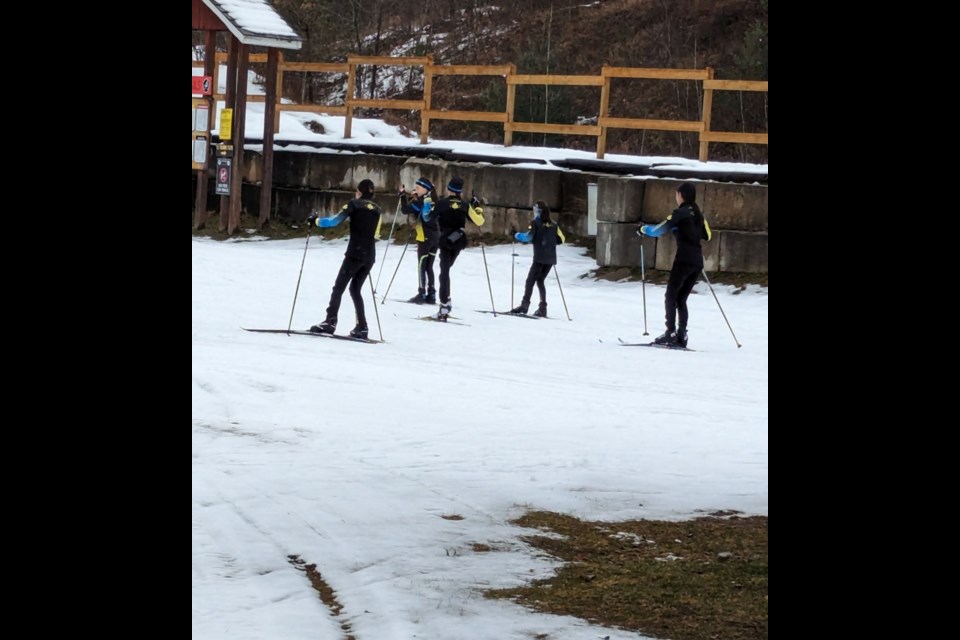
344;62;355;138
420;65;433;144
260;48;278;229
699;132;769;144
273;50;283;134
423;110;508;123
596;70;611;159
350;99;424;110
228;42;249;235
603;67;711;80
219;36;239;232
507;74;604;86
505;122;601;136
704;79;768;91
215;52;267;63
599;117;704;132
279;62;349;72
194;30;216;230
425;64;514;76
504;64;516;147
347;55;432;65
278;104;348;115
699;67;715;162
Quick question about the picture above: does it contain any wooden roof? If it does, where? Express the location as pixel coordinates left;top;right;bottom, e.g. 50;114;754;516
197;0;302;50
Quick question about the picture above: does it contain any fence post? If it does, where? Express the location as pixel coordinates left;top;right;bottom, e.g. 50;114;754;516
420;55;433;144
344;57;356;138
504;63;517;147
596;65;611;160
273;50;284;134
698;66;715;162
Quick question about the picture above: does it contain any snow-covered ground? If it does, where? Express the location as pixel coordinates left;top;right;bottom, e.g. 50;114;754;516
192;233;768;639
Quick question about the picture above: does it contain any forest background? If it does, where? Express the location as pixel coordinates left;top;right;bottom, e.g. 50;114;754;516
192;0;768;164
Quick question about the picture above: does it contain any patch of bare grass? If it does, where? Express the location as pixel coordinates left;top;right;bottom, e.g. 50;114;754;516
486;511;768;640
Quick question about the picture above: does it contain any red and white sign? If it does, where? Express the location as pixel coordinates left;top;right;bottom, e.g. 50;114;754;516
192;75;213;96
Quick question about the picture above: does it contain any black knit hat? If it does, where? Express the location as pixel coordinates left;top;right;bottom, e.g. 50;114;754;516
534;200;551;222
677;182;697;203
357;178;375;197
447;177;464;193
415;177;434;191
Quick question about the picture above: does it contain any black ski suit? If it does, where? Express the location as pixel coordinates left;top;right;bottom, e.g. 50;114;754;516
514;217;565;313
435;195;485;306
640;202;711;334
315;197;383;327
400;192;439;300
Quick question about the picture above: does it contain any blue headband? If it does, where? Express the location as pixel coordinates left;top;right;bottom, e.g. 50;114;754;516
447;182;463;193
416;178;433;191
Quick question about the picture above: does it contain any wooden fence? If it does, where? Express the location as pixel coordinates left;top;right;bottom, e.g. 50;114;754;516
192;53;768;162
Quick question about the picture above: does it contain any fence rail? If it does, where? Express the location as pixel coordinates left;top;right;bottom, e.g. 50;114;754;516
192;53;767;162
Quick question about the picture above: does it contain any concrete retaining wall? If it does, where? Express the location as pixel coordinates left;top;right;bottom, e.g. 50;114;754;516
597;176;767;273
195;149;768;273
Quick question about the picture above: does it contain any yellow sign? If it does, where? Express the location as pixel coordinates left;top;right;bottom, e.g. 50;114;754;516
219;108;233;141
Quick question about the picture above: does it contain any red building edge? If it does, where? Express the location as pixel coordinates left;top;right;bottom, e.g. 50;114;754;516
192;0;227;31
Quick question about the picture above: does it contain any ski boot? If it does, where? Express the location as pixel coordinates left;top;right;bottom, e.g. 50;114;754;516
310;319;336;334
437;301;452;321
654;329;678;346
349;324;369;339
675;329;688;348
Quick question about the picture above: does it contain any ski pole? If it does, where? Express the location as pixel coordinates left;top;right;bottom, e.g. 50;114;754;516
701;269;742;348
510;229;516;308
480;242;496;316
554;266;571;321
381;231;411;305
373;197;401;293
287;214;314;332
640;241;648;335
368;273;383;341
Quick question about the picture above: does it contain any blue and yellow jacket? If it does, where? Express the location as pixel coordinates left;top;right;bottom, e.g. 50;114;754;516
640;203;711;267
515;216;565;266
311;198;383;263
400;193;438;244
435;195;485;249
